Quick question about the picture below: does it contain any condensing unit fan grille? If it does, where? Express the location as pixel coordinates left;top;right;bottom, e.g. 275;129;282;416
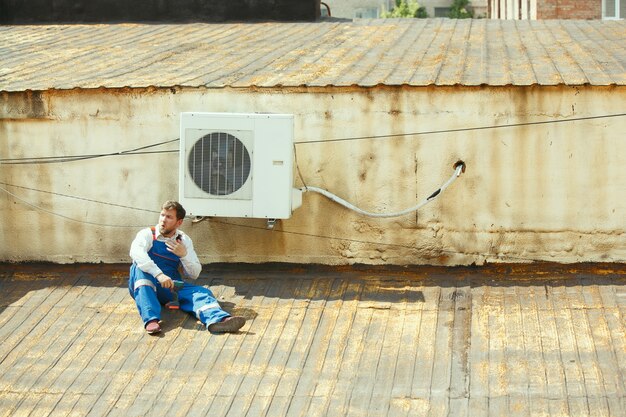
187;132;251;196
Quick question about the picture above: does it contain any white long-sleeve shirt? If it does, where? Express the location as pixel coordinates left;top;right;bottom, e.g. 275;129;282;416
129;225;202;280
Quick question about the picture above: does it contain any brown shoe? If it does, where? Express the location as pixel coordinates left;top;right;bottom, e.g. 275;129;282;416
145;320;161;334
208;316;245;333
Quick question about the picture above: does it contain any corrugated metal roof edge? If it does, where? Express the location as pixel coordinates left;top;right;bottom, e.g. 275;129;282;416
2;81;623;94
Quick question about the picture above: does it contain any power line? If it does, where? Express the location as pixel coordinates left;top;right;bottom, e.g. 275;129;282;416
206;219;586;264
0;182;159;214
0;181;608;263
2;113;624;164
293;113;626;145
0;139;179;165
0;185;150;228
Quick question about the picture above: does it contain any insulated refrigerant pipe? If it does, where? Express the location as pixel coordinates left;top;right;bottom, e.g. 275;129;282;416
301;160;466;218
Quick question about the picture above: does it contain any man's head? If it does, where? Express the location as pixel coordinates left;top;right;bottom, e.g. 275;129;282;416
162;200;186;220
158;200;186;237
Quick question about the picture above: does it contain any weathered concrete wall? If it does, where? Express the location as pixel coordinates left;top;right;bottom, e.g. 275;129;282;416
1;85;624;265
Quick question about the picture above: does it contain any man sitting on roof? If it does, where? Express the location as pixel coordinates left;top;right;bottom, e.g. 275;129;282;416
128;200;245;335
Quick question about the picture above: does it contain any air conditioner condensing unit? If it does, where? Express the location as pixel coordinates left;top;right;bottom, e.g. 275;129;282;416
179;112;302;219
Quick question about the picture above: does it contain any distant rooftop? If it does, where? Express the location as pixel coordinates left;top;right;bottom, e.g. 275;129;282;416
1;18;625;92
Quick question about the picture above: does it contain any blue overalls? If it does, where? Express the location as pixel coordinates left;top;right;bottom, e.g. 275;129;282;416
128;228;229;329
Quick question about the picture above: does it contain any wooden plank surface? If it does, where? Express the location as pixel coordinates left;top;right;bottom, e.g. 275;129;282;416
0;263;624;417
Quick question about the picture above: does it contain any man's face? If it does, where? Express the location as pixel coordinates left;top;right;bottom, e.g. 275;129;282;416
158;208;183;237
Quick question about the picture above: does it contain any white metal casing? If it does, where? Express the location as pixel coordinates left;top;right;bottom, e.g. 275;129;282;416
179;112;298;219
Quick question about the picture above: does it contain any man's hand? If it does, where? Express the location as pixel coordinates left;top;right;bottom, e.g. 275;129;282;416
156;273;174;289
166;239;187;258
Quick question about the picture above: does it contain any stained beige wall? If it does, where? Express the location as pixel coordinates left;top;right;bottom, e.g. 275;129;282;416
1;85;624;265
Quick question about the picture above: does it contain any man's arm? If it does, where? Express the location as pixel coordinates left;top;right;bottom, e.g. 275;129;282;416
129;228;163;278
177;234;202;280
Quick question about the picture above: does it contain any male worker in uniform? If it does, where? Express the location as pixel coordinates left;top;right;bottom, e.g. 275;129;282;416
128;200;245;334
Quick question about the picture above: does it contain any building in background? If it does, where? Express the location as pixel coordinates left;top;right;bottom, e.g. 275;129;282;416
489;0;624;19
322;0;487;18
321;0;392;18
323;0;622;19
603;0;626;18
425;0;487;17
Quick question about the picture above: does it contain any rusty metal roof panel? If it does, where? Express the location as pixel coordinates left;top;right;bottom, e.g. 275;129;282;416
0;19;624;92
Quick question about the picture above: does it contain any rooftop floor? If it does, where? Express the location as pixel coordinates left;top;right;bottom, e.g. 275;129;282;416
0;263;624;417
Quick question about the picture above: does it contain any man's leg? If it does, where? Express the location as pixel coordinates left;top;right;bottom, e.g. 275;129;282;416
178;284;245;333
128;264;163;331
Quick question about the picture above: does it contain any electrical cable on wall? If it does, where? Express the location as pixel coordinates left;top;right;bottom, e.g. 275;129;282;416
0;138;179;165
0;181;158;214
0;185;150;228
1;113;623;165
292;113;626;145
302;161;466;218
0;179;617;263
